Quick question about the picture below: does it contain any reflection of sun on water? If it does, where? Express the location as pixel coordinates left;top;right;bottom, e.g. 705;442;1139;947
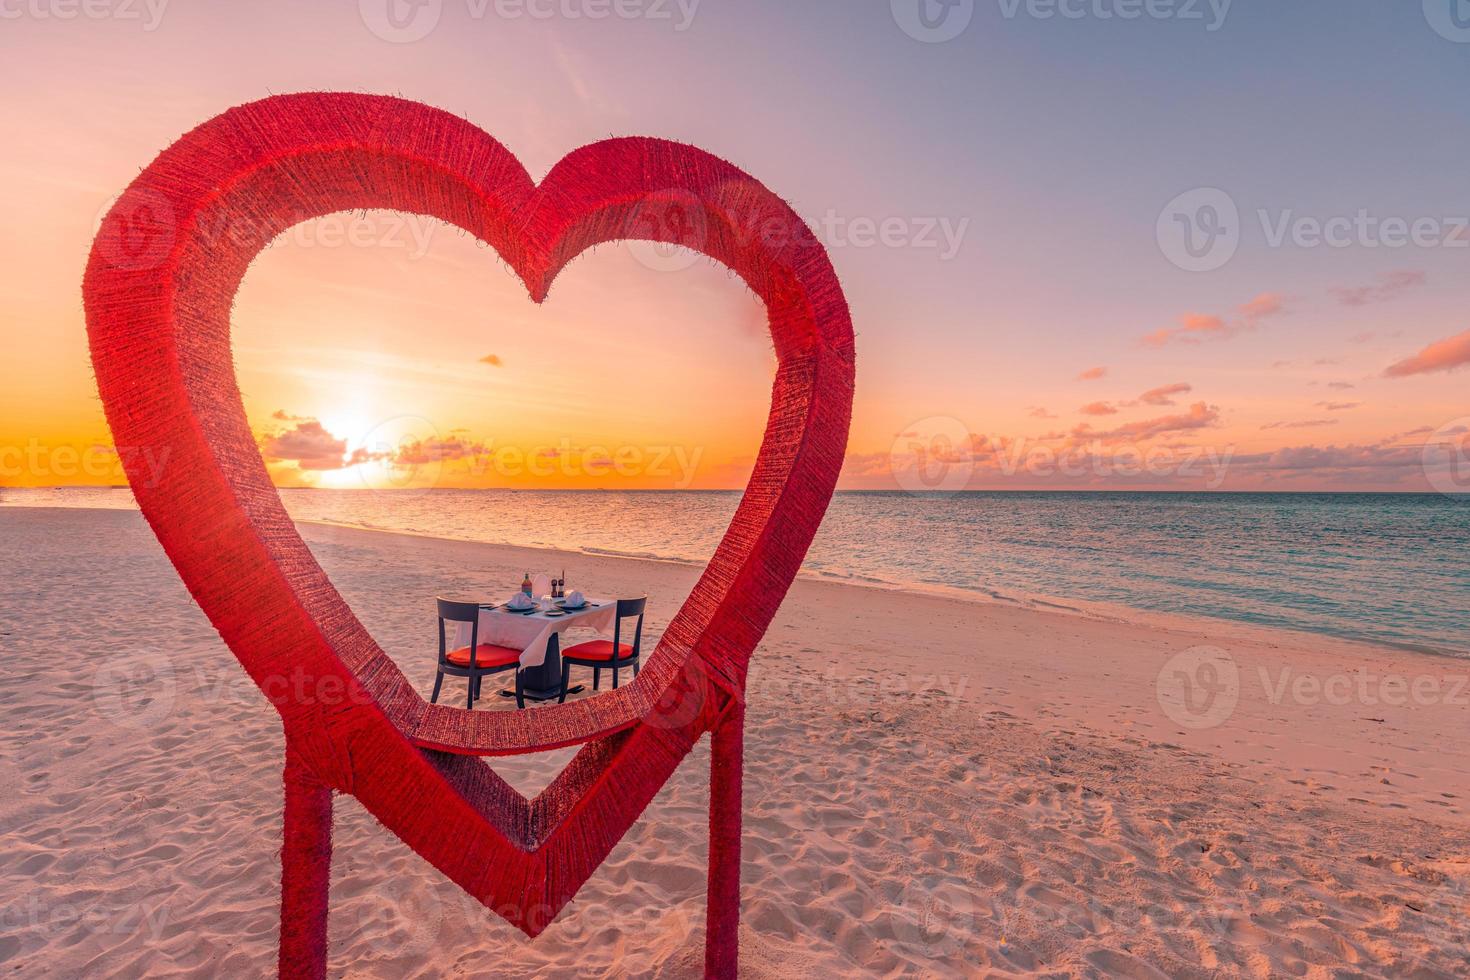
313;464;366;491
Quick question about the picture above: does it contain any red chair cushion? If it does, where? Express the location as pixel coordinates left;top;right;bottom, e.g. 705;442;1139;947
562;640;635;663
445;643;521;669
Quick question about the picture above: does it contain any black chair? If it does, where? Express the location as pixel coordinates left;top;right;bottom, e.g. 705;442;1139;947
558;597;646;702
432;598;525;710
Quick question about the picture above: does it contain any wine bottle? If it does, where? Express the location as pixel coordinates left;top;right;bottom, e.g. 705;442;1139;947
521;572;532;597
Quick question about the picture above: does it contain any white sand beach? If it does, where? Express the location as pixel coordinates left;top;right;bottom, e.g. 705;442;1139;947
2;506;1468;977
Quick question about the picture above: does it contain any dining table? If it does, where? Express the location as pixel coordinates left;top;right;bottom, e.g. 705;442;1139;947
456;596;618;702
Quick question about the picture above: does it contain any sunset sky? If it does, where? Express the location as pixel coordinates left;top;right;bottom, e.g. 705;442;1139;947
3;1;1469;491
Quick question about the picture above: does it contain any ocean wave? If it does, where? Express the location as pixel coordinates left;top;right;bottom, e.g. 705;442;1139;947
8;486;1463;656
580;546;702;566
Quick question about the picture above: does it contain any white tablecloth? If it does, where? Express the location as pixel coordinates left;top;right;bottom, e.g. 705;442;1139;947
454;598;617;669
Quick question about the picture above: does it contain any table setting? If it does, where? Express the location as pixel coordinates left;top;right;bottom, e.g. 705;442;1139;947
451;579;620;702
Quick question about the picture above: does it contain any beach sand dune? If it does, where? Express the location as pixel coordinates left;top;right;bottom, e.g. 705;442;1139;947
2;508;1467;977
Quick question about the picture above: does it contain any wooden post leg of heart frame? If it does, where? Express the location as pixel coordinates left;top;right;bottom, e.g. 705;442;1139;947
705;698;745;978
279;742;333;980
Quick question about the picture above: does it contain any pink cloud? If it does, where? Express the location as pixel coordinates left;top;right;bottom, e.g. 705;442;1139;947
1076;366;1107;381
1315;401;1361;412
1080;401;1118;416
1143;293;1286;347
262;418;496;473
1028;406;1058;419
1239;292;1286;323
393;437;488;466
1138;382;1192;406
1238;443;1419;475
1072;402;1220;443
1182;312;1227;334
1201;435;1440;489
845;418;1451;491
1383;329;1470;378
1141;314;1223;348
1261;419;1338;430
1331;270;1426;308
262;419;353;471
966;433;1016;462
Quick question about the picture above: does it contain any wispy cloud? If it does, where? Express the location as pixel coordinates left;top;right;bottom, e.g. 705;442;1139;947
1330;270;1426;307
1239;293;1286;322
1080;401;1118;416
1072;401;1220;443
480;353;504;367
1315;401;1361;412
1142;292;1286;348
1383;328;1470;378
548;37;625;117
1142;313;1224;348
1076;366;1107;381
1231;442;1422;478
1137;382;1192;406
391;436;489;466
1262;419;1338;430
861;414;1450;491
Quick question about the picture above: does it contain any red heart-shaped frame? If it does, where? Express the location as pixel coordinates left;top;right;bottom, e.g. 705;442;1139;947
83;92;854;969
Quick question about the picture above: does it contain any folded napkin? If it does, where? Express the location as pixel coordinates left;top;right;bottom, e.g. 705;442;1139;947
507;593;534;610
563;591;586;607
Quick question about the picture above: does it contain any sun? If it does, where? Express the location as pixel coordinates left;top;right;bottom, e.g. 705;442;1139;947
297;409;373;490
309;411;455;491
316;411;372;453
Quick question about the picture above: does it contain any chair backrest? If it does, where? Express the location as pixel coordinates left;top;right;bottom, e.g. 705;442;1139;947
612;596;647;659
436;598;481;667
437;598;482;623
